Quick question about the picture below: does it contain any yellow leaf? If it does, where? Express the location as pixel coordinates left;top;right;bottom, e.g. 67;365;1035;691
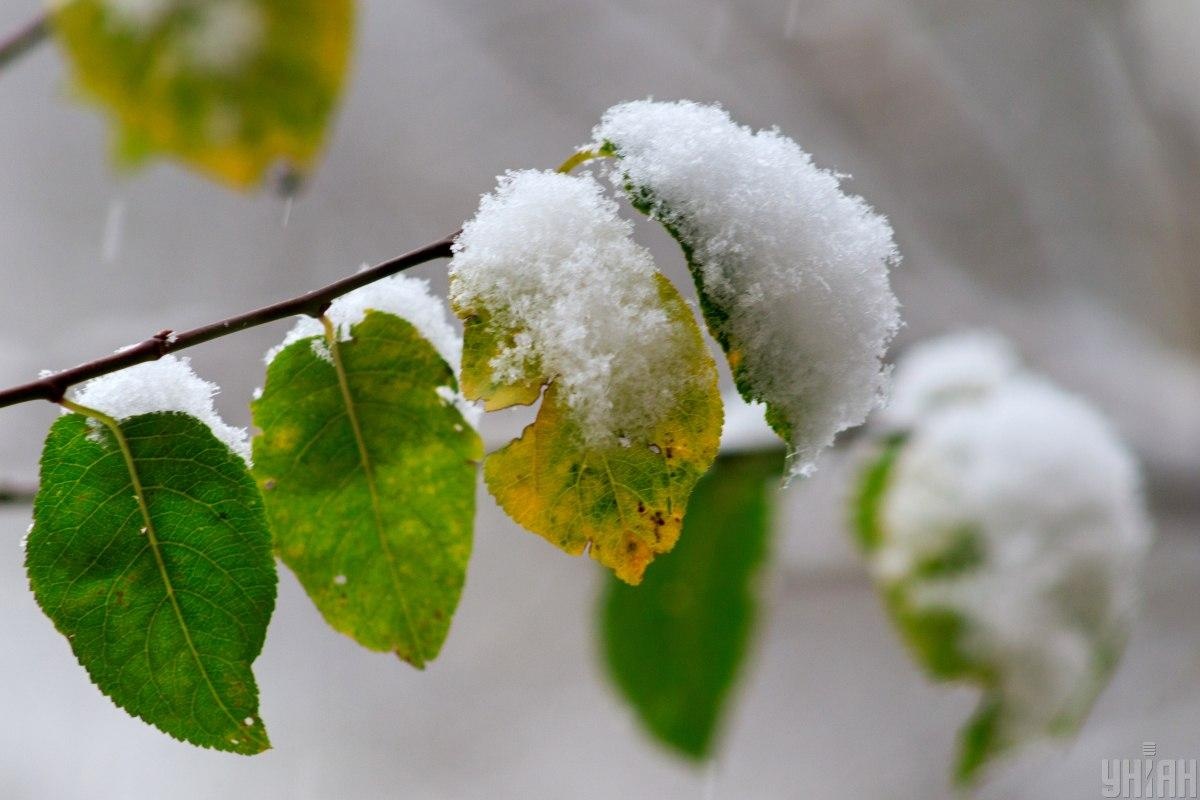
50;0;354;188
478;276;722;584
458;311;543;411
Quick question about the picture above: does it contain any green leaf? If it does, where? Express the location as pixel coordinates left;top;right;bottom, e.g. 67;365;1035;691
850;432;906;554
600;450;781;759
252;311;482;668
26;411;276;754
50;0;354;188
852;437;994;763
475;276;723;585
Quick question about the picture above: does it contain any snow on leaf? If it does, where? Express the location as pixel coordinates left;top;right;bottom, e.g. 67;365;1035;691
451;170;722;583
253;310;481;667
595;99;901;481
70;354;250;462
50;0;354;188
480;277;721;585
852;331;1152;785
26;410;276;754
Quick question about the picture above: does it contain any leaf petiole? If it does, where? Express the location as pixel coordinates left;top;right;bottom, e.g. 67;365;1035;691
556;148;612;174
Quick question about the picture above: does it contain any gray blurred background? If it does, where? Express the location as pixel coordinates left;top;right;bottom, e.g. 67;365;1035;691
0;0;1198;797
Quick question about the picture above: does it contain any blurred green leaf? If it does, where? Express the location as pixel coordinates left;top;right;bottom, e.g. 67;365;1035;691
850;434;1109;785
26;411;276;754
252;311;482;668
852;435;996;778
51;0;354;188
600;450;781;758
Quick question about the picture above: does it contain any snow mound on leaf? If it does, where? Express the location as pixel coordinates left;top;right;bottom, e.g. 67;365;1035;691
450;169;692;445
70;354;249;463
882;330;1020;428
267;273;461;369
596;99;900;479
877;332;1151;748
265;273;478;428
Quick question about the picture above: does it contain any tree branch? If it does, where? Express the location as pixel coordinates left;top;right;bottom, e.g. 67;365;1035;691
0;11;50;73
0;232;458;410
0;482;36;505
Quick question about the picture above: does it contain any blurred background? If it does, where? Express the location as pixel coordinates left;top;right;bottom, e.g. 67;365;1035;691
0;0;1197;797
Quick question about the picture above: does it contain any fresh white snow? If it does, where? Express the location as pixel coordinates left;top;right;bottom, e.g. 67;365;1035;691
595;99;900;479
265;273;480;428
69;354;250;463
450;169;694;445
881;329;1019;428
875;331;1152;749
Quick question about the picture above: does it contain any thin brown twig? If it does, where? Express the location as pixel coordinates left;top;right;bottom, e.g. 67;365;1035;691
0;233;458;410
0;482;37;505
0;11;50;73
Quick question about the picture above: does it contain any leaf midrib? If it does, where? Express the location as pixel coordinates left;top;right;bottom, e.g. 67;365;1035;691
323;321;428;667
78;406;258;747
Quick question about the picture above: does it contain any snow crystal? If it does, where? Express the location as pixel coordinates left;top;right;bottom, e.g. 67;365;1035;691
265;274;481;428
595;100;900;478
881;330;1020;428
70;355;250;463
450;170;693;444
876;336;1151;748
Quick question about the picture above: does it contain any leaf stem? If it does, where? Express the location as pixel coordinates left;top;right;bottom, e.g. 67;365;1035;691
556;148;611;174
0;233;458;410
0;11;50;74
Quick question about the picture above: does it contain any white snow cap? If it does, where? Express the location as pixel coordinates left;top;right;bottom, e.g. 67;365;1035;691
595;99;901;479
267;273;463;368
882;330;1020;428
265;273;479;427
70;355;250;463
450;169;694;444
876;332;1152;748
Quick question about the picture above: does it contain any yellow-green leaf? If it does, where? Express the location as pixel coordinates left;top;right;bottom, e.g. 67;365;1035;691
478;276;722;584
458;311;542;411
252;311;482;667
50;0;354;188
